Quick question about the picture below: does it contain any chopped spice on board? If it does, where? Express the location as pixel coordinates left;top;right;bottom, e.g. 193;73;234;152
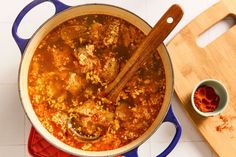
216;115;233;132
194;85;220;112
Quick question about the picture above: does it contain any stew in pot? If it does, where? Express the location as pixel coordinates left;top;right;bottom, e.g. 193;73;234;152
28;14;166;151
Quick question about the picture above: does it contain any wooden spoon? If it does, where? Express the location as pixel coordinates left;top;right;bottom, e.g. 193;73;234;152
68;5;183;141
104;4;184;102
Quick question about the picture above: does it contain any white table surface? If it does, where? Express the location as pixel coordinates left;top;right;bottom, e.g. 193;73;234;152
0;0;222;156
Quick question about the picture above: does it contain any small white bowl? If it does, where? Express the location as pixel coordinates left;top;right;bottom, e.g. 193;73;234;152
191;79;229;117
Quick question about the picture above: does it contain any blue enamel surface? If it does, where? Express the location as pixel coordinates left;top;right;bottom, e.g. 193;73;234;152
157;106;182;157
12;0;70;54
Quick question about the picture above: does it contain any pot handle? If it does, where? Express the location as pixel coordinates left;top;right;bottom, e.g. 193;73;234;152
123;106;182;157
12;0;70;54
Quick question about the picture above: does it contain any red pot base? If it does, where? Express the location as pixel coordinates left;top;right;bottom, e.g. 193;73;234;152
28;127;76;157
28;127;124;157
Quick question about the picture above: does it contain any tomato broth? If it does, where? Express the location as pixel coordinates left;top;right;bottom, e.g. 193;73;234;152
28;15;166;151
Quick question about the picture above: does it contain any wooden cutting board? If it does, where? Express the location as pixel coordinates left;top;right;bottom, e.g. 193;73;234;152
167;0;236;156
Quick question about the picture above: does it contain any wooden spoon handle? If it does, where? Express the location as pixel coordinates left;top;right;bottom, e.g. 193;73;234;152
105;5;183;101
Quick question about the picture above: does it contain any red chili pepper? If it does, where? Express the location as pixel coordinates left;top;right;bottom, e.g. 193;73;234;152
194;85;220;112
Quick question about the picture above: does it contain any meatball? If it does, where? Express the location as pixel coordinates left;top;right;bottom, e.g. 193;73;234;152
101;57;119;83
66;73;85;96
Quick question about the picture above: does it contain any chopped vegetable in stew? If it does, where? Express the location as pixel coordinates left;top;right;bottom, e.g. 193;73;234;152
28;15;166;151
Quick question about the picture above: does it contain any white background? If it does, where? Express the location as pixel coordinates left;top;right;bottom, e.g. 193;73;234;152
0;0;222;156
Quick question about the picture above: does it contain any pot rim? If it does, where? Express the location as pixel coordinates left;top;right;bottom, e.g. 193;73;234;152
18;3;174;157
